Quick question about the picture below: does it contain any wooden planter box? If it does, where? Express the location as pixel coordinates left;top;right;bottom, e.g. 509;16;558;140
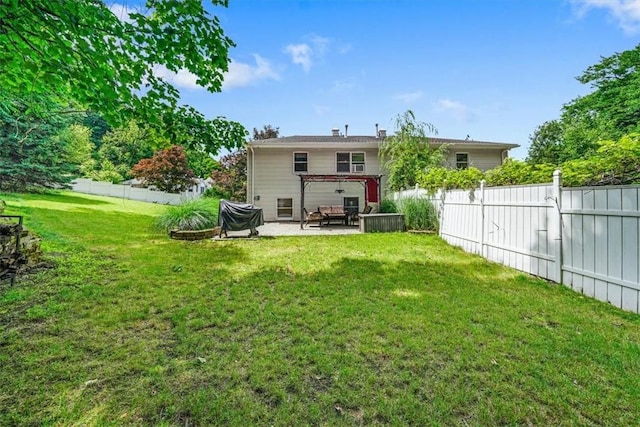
358;213;405;233
169;227;219;241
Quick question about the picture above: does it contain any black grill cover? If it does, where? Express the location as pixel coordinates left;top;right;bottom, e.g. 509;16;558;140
218;199;264;232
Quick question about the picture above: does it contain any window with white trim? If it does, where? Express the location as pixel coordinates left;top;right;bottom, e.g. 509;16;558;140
336;152;366;173
293;152;308;173
456;153;469;169
276;198;293;218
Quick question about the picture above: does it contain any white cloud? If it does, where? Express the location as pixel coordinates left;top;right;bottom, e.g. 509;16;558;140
394;90;424;104
153;55;278;91
571;0;640;34
284;43;313;72
310;34;331;54
223;55;279;89
108;3;141;22
284;33;346;71
435;99;474;122
153;65;201;89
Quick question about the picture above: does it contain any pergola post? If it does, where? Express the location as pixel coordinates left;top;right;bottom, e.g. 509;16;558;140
300;175;305;229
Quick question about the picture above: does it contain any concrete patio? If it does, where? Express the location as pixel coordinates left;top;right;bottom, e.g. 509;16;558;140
224;221;360;237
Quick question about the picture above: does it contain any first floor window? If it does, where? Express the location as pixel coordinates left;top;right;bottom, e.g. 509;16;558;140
456;153;469;169
277;198;293;218
294;152;308;172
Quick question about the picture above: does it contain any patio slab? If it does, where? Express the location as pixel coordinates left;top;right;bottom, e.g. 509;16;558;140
223;221;360;237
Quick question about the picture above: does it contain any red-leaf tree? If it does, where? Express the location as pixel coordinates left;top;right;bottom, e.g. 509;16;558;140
209;149;247;201
209;125;280;201
132;145;195;193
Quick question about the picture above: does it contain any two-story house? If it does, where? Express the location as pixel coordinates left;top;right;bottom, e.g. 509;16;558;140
246;128;518;222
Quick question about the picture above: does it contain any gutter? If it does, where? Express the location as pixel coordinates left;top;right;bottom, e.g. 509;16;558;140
248;144;255;204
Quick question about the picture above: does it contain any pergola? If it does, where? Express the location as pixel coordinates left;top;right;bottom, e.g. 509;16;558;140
298;174;383;229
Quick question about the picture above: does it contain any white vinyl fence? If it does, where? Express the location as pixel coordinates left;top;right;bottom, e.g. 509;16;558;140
396;172;640;314
70;178;203;205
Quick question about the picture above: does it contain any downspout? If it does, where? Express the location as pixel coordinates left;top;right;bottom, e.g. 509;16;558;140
248;144;255;204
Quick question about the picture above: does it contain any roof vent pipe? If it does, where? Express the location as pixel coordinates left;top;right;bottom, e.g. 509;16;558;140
345;124;348;138
332;128;340;137
375;123;379;138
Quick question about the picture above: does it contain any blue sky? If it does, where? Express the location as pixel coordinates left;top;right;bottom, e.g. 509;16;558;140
145;0;640;159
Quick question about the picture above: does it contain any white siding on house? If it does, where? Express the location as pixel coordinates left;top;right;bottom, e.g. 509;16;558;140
446;148;505;171
249;147;381;221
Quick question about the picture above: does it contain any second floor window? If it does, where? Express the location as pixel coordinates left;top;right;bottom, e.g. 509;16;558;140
294;152;308;172
336;152;365;173
456;153;469;169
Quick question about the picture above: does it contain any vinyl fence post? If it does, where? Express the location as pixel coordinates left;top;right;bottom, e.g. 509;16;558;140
436;188;444;237
479;180;485;257
552;170;563;284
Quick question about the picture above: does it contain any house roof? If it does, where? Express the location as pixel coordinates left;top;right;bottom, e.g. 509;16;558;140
247;135;519;149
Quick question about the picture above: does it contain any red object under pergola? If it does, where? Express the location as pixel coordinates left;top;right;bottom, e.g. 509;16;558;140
298;174;383;229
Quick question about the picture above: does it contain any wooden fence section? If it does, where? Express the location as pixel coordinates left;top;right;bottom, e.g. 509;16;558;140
396;173;640;314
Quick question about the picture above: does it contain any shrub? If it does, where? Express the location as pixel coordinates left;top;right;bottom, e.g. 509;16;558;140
379;199;397;213
396;197;438;231
155;198;218;232
418;166;484;192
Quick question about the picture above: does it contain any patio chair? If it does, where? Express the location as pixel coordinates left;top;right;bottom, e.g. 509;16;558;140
304;208;324;227
350;205;372;225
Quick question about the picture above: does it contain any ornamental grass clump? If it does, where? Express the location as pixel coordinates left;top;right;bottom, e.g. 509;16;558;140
155;198;218;232
396;196;438;232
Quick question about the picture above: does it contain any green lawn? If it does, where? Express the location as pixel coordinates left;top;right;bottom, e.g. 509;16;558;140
1;191;639;426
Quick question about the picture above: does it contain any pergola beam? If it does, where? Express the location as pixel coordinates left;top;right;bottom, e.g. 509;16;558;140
298;174;383;229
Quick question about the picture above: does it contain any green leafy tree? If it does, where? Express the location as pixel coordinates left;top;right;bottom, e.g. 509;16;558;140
562;133;640;186
570;44;640;137
82;112;111;152
186;148;219;178
526;120;563;165
379;110;446;191
0;0;247;153
0;95;81;191
98;121;161;181
54;124;95;177
528;44;640;164
90;160;124;184
131;145;195;193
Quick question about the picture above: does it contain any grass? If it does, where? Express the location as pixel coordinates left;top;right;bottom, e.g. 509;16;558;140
1;191;639;425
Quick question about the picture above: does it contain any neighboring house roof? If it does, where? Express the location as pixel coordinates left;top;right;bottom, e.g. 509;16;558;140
247;135;519;150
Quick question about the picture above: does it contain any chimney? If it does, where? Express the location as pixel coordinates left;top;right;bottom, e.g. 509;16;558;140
378;128;387;138
344;124;348;137
375;123;379;137
332;128;340;137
